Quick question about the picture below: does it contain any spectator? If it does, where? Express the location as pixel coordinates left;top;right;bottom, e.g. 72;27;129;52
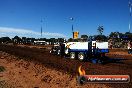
128;41;132;54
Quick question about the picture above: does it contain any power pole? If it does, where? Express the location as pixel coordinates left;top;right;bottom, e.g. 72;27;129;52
70;17;74;38
128;0;132;32
40;19;43;38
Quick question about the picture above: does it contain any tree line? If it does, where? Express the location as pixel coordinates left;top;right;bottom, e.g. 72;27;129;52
0;26;132;45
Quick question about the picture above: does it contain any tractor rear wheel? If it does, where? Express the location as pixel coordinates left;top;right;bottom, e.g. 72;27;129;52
70;52;76;59
78;52;85;61
57;50;61;55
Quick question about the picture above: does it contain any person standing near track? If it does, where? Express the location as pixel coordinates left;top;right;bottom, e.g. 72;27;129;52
128;41;132;54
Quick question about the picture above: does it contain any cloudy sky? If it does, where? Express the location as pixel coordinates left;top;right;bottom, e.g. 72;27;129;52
0;27;66;38
0;0;131;39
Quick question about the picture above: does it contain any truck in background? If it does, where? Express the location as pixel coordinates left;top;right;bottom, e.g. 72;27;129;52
50;40;109;63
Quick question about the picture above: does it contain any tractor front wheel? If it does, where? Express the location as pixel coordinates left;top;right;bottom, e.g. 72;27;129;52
70;52;76;59
78;52;85;61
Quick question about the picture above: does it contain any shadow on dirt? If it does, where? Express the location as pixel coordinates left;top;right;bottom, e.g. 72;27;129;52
103;57;128;64
64;56;128;65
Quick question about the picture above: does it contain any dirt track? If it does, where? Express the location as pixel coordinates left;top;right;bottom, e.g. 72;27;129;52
0;51;110;88
0;44;131;88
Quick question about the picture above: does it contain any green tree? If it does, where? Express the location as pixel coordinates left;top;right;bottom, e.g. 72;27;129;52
13;36;22;43
109;32;118;38
81;35;88;41
97;26;104;35
58;38;64;43
50;38;56;45
81;35;88;39
95;35;107;41
1;37;11;43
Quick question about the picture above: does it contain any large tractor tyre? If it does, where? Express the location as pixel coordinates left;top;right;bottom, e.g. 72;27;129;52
78;52;85;61
77;76;87;85
57;50;61;55
70;52;76;59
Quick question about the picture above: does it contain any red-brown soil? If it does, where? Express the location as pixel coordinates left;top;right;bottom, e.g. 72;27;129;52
0;44;131;88
0;51;109;88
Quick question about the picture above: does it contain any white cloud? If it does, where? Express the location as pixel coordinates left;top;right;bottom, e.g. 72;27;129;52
0;27;66;38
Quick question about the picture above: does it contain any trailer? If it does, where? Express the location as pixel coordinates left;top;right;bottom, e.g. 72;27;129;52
50;40;109;63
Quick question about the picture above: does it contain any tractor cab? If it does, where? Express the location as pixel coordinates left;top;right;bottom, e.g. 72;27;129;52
50;45;60;55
